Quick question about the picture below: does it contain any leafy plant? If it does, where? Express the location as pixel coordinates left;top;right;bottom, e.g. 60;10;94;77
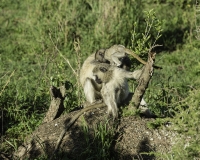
131;9;163;56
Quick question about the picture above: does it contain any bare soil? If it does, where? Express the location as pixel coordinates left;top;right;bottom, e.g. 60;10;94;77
13;106;178;160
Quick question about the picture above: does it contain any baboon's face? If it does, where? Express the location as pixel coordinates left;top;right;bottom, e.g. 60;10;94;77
95;49;109;63
92;64;110;84
120;56;131;71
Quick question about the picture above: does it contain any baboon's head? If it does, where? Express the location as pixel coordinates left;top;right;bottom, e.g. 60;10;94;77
95;49;109;63
92;63;111;84
119;56;131;71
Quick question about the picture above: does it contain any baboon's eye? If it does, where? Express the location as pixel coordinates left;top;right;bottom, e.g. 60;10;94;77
99;52;104;56
100;67;107;73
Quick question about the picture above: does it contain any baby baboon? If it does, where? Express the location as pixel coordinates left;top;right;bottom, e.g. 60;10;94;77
95;44;162;69
95;47;132;69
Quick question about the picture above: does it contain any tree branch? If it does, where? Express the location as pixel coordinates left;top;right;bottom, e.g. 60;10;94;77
129;52;155;110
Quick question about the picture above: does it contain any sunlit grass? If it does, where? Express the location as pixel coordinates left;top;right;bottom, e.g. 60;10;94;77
0;0;199;159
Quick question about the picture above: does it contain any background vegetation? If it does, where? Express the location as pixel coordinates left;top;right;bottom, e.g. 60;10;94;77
0;0;199;159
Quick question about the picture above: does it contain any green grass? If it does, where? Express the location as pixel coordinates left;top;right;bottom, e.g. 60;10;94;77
145;43;200;117
0;0;199;159
79;121;115;160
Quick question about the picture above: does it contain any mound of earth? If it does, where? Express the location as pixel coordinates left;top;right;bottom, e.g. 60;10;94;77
13;107;178;160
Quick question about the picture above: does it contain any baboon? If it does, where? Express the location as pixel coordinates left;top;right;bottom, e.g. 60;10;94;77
95;44;162;69
92;63;148;119
80;49;131;104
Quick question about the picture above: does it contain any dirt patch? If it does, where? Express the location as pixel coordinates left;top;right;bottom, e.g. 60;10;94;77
13;107;178;160
115;116;178;159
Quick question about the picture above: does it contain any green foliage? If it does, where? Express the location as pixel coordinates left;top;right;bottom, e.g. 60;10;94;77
161;89;200;159
147;118;166;129
131;9;162;56
145;42;200;159
0;0;199;159
121;106;139;117
145;0;195;50
146;41;200;117
80;122;115;160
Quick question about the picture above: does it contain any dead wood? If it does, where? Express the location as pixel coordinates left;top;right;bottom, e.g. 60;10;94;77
42;86;66;123
130;53;154;109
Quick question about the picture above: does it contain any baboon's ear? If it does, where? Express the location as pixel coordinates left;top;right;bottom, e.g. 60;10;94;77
100;67;108;72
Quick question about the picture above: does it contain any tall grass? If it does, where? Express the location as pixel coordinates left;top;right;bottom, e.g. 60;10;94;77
0;0;199;159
